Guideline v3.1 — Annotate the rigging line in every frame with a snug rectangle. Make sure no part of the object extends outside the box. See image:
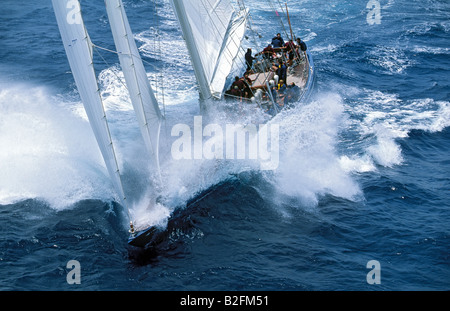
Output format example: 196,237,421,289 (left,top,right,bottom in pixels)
241,4,264,59
150,1,160,106
236,0,246,11
235,1,266,57
94,42,171,128
152,0,170,150
93,37,163,124
91,43,120,55
197,2,258,101
219,10,249,87
236,1,271,88
267,0,303,69
237,0,262,70
198,0,233,74
276,2,304,65
223,1,265,98
227,10,252,72
92,42,169,121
